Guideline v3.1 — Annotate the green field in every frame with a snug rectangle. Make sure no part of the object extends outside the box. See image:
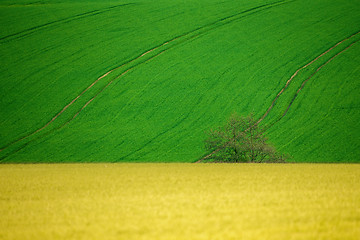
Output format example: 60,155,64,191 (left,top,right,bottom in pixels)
1,164,359,239
1,0,360,163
